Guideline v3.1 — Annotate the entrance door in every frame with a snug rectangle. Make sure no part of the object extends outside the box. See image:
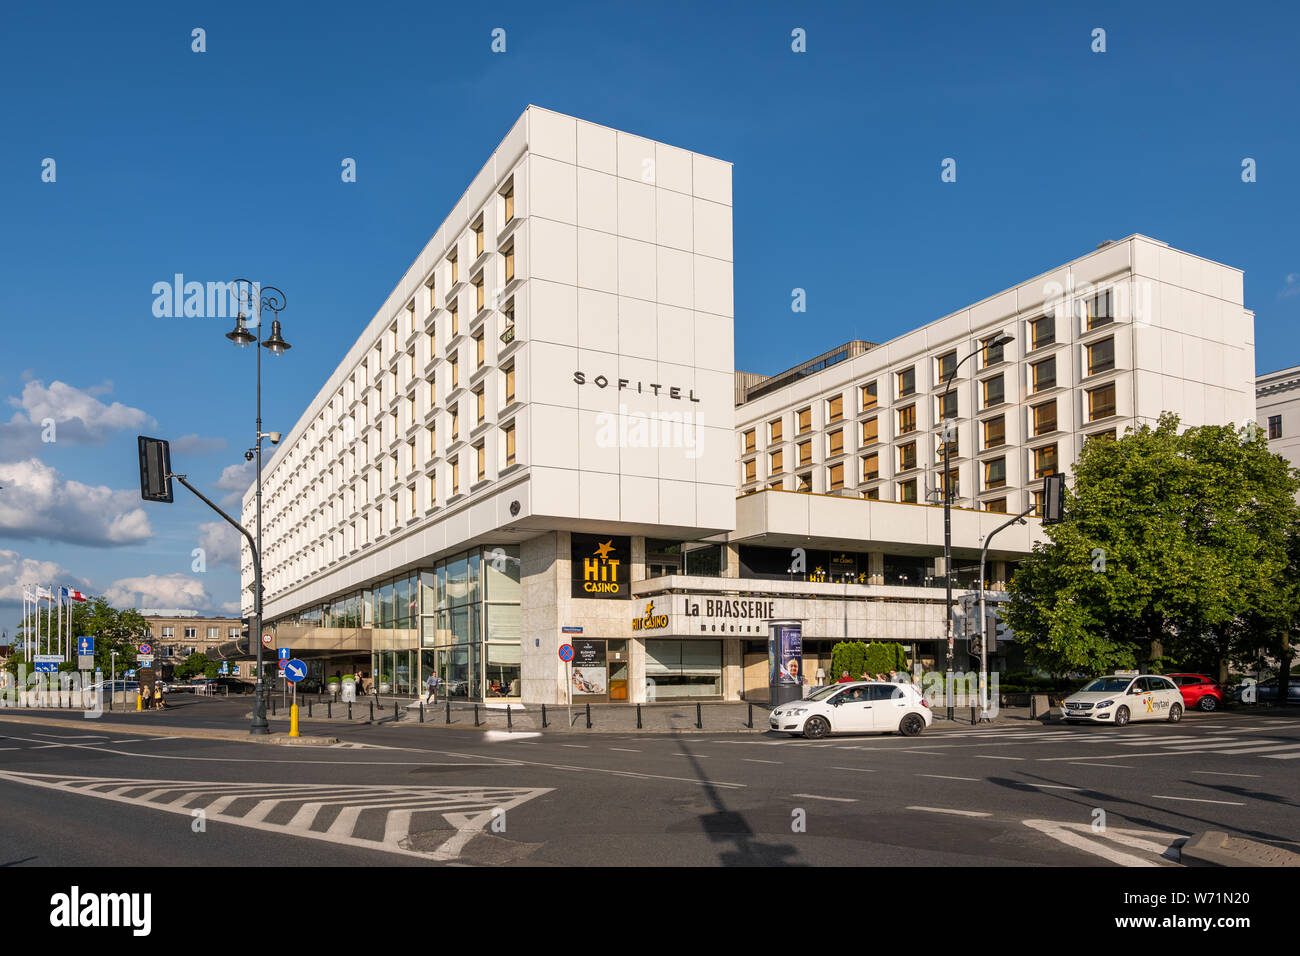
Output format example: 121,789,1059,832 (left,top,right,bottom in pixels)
608,660,629,701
